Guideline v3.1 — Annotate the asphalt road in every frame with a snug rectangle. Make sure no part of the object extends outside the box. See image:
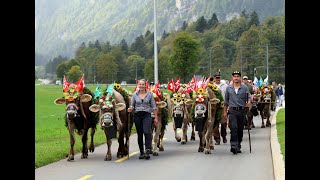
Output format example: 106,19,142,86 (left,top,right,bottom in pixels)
35,114,274,180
